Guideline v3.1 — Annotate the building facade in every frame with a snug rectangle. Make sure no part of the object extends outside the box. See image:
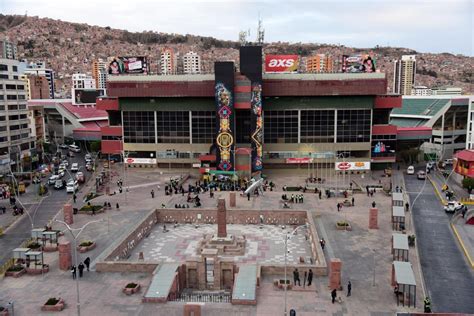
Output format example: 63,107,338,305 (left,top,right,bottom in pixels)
92,59,108,90
23,61,55,99
98,47,401,172
411,86,432,96
0,59,37,173
160,48,177,75
72,73,96,89
306,54,334,73
393,55,416,95
183,51,201,74
21,74,51,100
0,40,17,60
